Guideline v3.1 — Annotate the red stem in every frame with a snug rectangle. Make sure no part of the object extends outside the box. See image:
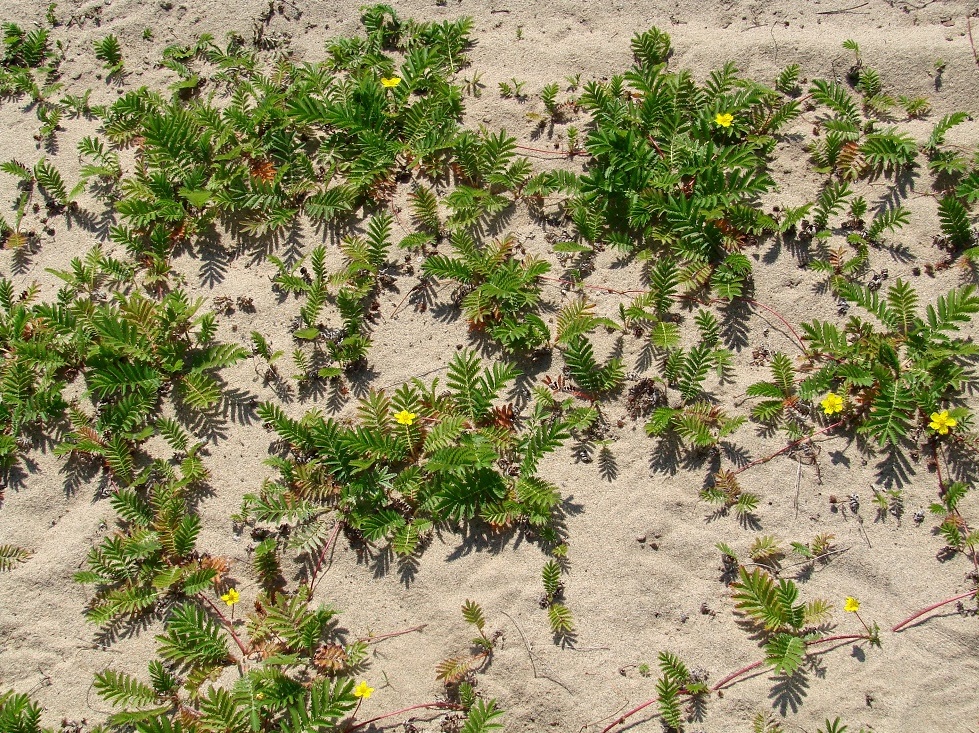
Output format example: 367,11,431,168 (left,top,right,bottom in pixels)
514,143,585,157
599,698,659,733
743,298,808,354
709,659,766,693
891,590,977,632
932,444,978,572
309,520,343,591
199,594,250,658
603,632,873,732
357,624,428,645
346,702,463,732
733,420,844,475
710,633,870,693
